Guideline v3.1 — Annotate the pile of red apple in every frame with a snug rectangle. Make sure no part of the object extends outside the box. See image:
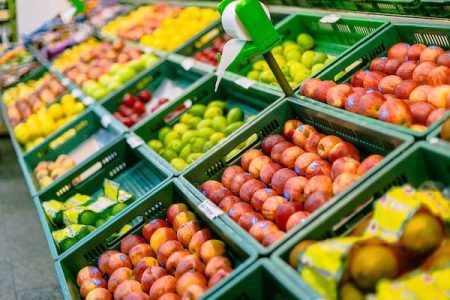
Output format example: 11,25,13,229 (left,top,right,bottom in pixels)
200,120,383,246
75,203,233,300
113,90,155,127
192,35,230,66
300,43,450,131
